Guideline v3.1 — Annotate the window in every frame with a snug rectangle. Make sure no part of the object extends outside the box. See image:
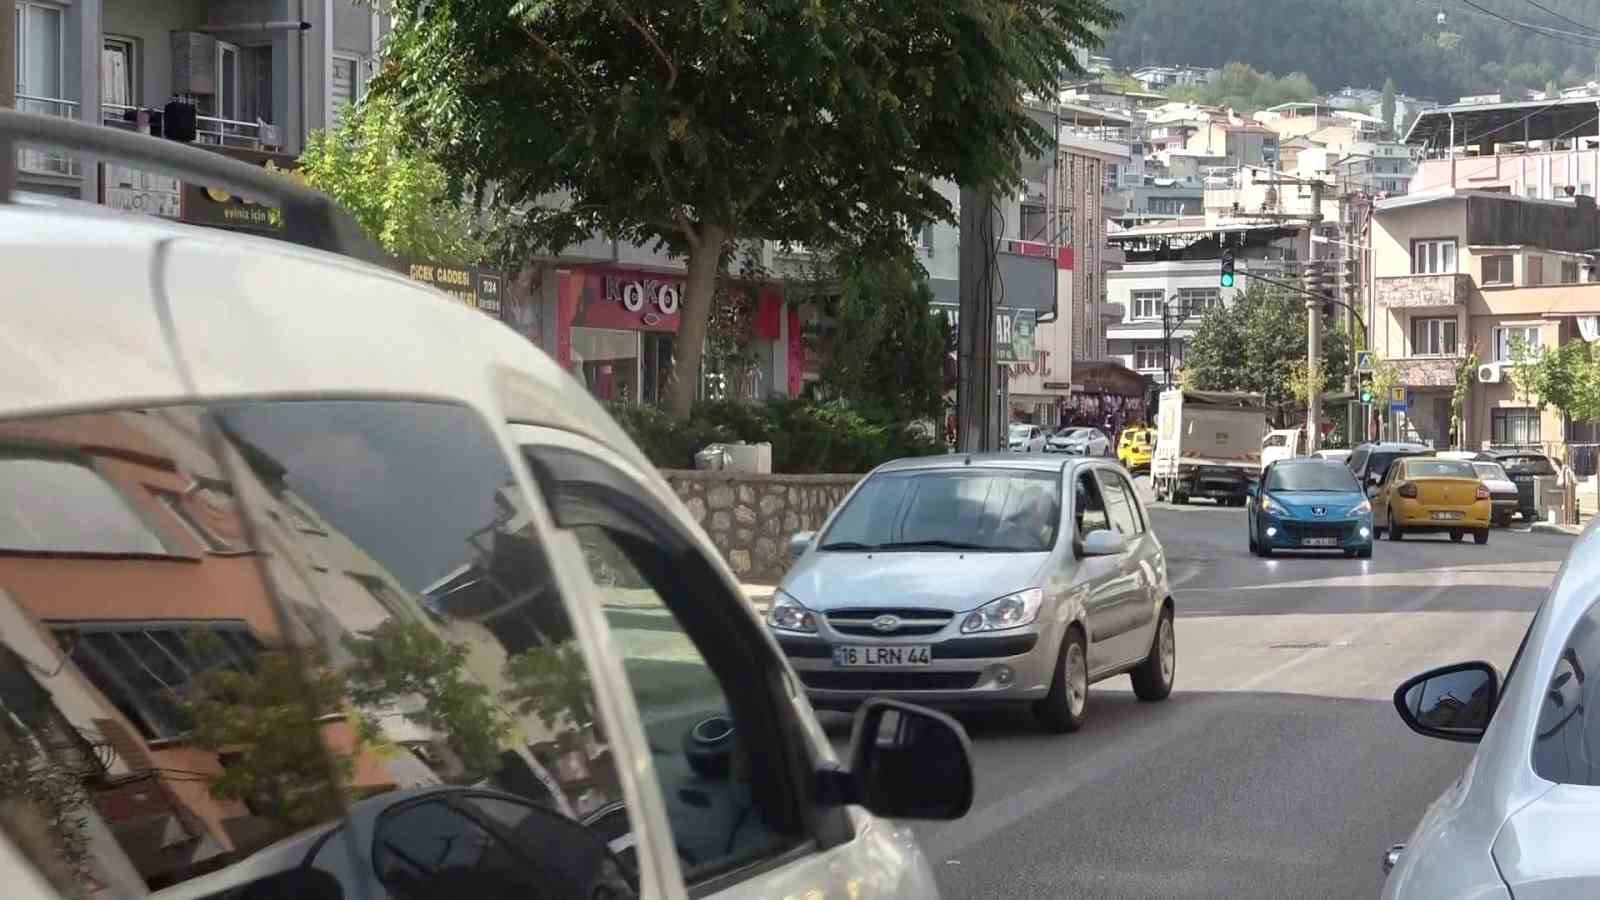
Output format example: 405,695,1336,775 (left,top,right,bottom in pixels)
920,224,935,251
1131,289,1165,320
1133,342,1164,370
214,40,239,122
1528,256,1544,285
152,488,237,552
15,2,62,104
348,572,419,622
1482,254,1513,285
1492,325,1541,362
51,623,262,739
331,54,363,125
1410,316,1458,356
1583,183,1593,197
822,468,1060,552
1411,239,1457,274
1073,472,1111,538
1532,596,1600,786
102,36,137,109
240,44,273,126
0,456,168,554
1492,407,1542,444
1562,259,1580,283
1175,287,1222,314
1020,202,1047,241
1096,470,1143,536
